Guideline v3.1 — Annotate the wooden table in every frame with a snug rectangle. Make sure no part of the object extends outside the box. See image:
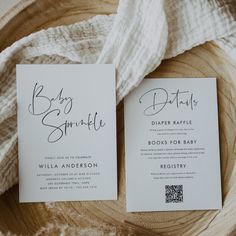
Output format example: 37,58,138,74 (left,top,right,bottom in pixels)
0,1,236,235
